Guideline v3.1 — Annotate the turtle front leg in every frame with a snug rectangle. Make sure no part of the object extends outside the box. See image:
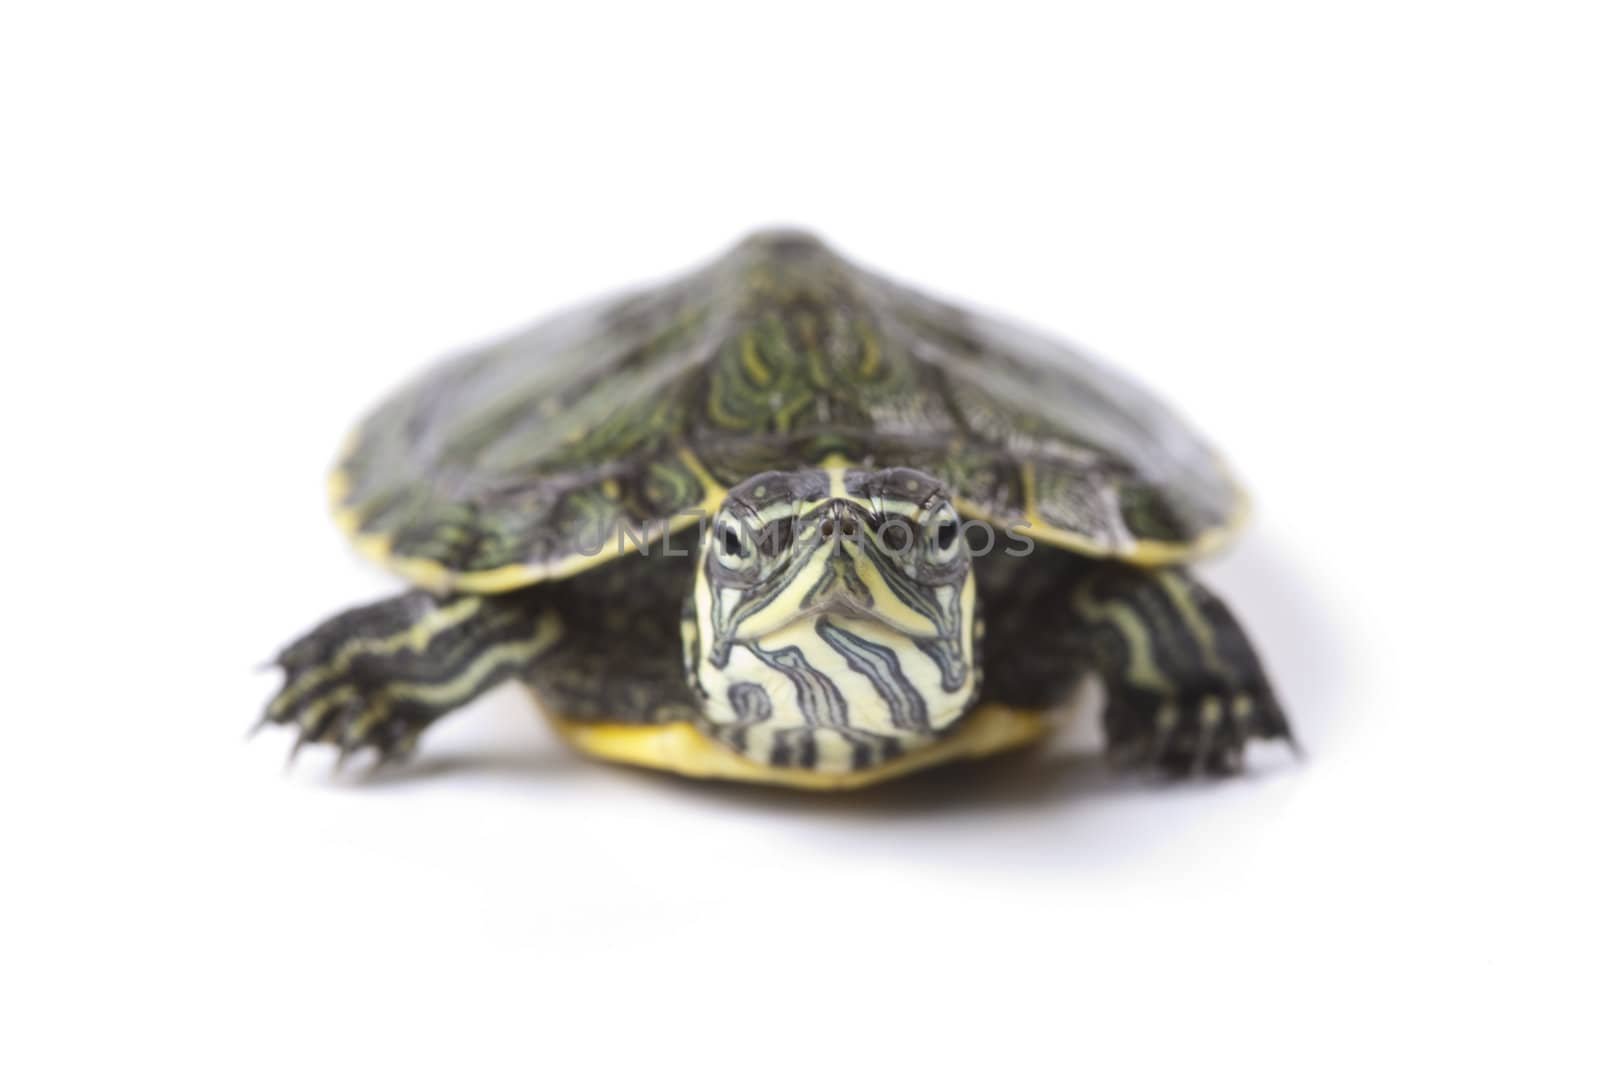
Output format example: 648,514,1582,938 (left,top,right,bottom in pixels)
1066,563,1294,775
261,590,563,765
